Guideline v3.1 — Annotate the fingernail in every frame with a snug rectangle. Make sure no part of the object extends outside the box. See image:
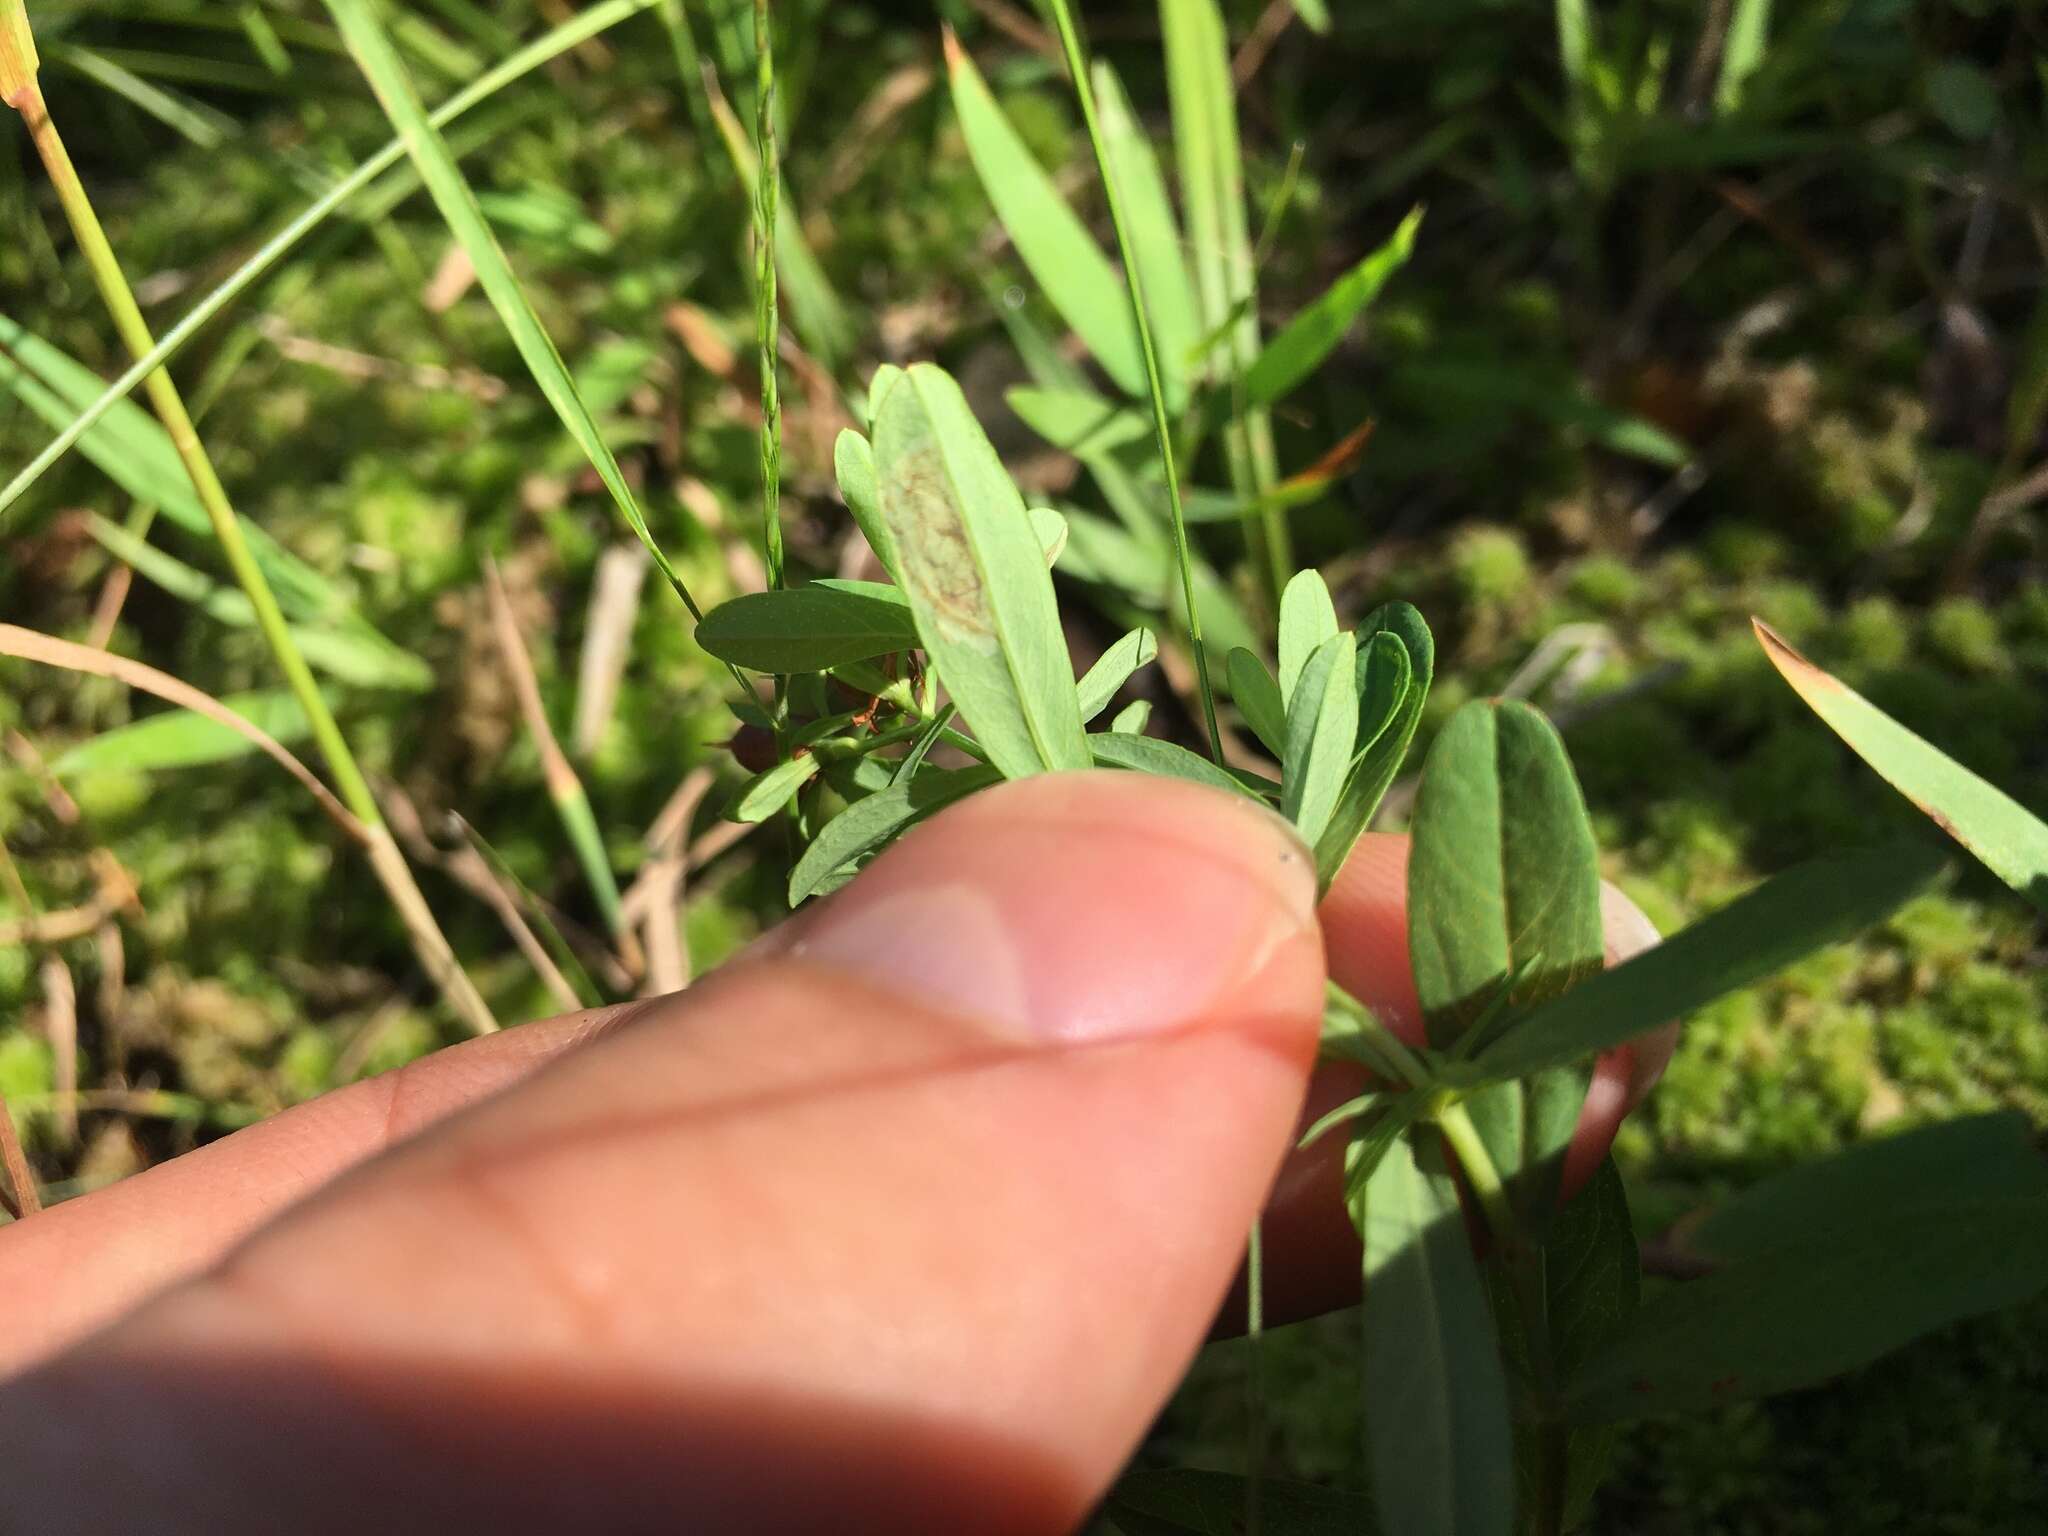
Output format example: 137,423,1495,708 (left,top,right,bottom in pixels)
789,771,1319,1045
